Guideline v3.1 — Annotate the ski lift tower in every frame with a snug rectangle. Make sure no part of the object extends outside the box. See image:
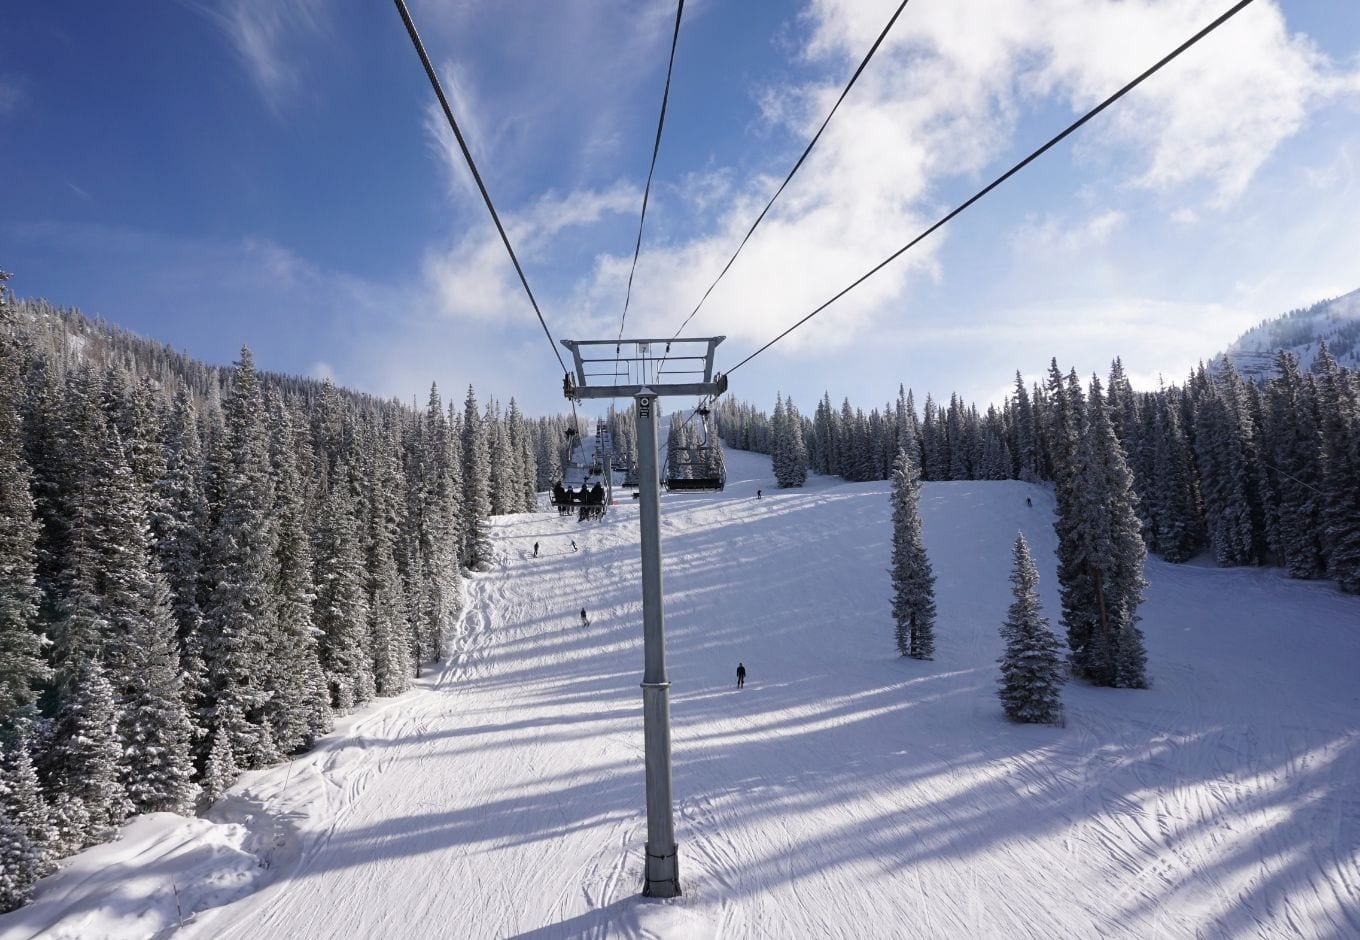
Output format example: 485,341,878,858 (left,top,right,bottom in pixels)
561,336,727,899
